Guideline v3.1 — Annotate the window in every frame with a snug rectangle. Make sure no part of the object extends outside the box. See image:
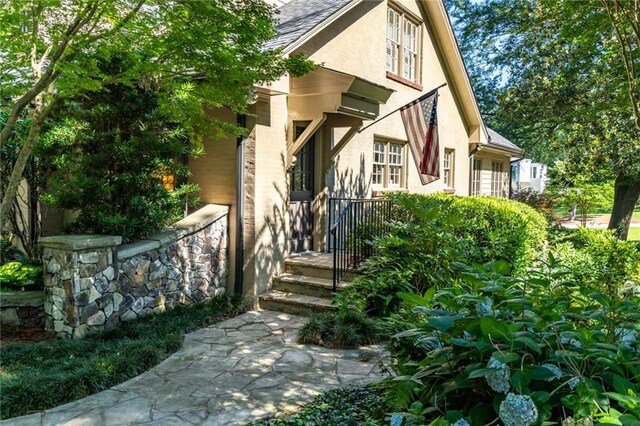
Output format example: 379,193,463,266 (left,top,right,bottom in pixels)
372,140,406,189
491,161,505,197
386,6,421,83
471,158,482,195
443,149,455,188
531,166,538,179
